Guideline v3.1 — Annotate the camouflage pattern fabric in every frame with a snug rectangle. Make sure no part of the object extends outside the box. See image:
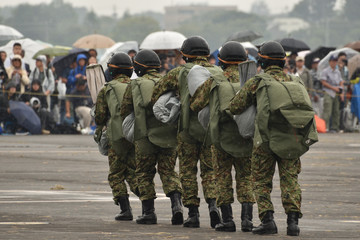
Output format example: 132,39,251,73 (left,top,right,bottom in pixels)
108,140,139,204
177,137,217,207
94,74,139,204
229,66,302,220
152,57,217,207
135,139,182,201
211,145,255,206
252,143,302,220
190,65,254,207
